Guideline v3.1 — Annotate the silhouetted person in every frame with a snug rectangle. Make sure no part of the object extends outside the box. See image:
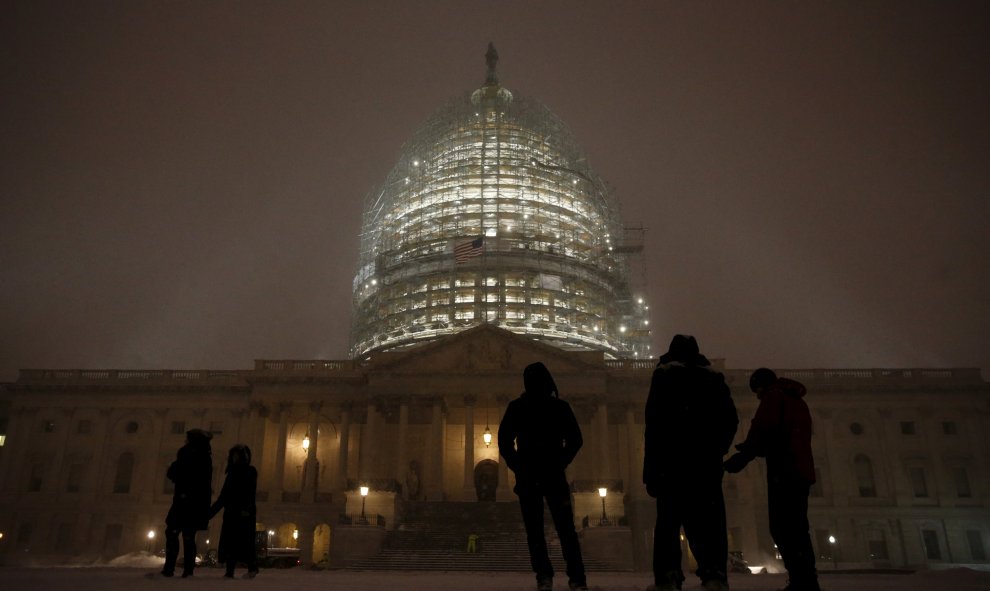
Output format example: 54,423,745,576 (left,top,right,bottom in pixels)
724,368,819,591
161,428,213,578
644,335,737,591
209,444,259,579
499,362,588,591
